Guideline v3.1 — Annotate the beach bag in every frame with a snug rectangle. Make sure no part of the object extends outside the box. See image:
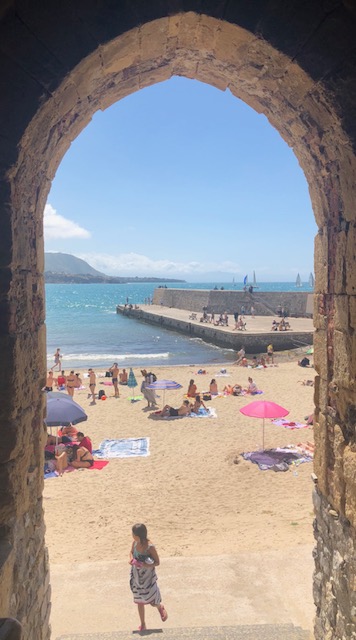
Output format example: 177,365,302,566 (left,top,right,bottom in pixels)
105,371,113,377
203,394,211,401
98,389,105,399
